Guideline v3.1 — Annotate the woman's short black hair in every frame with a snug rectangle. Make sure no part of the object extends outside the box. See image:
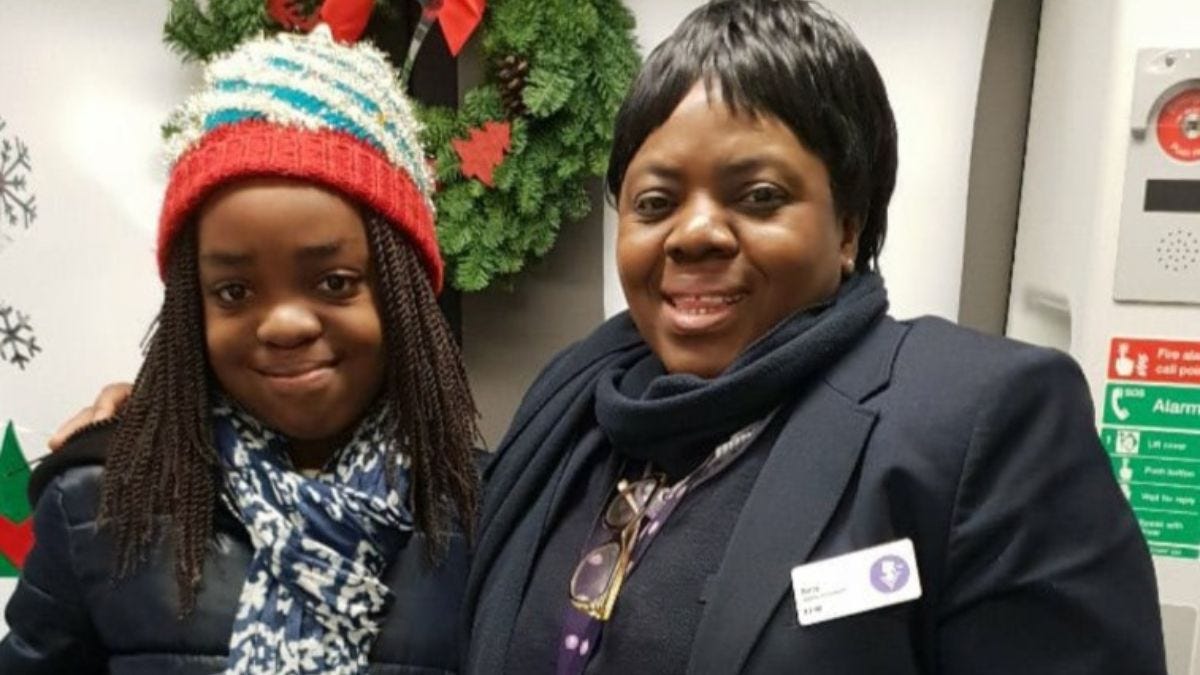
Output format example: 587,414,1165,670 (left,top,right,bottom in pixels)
606,0,898,270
